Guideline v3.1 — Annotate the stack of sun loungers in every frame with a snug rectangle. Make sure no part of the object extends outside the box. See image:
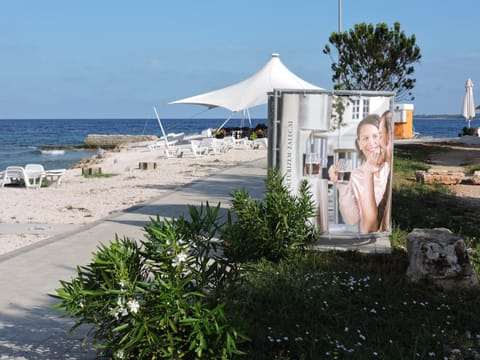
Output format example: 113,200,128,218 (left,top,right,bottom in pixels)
0,164,66,189
147,132,185,151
